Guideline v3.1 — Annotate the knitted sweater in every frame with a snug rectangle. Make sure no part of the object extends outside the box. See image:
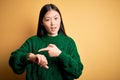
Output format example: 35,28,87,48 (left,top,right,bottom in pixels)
9,33,83,80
